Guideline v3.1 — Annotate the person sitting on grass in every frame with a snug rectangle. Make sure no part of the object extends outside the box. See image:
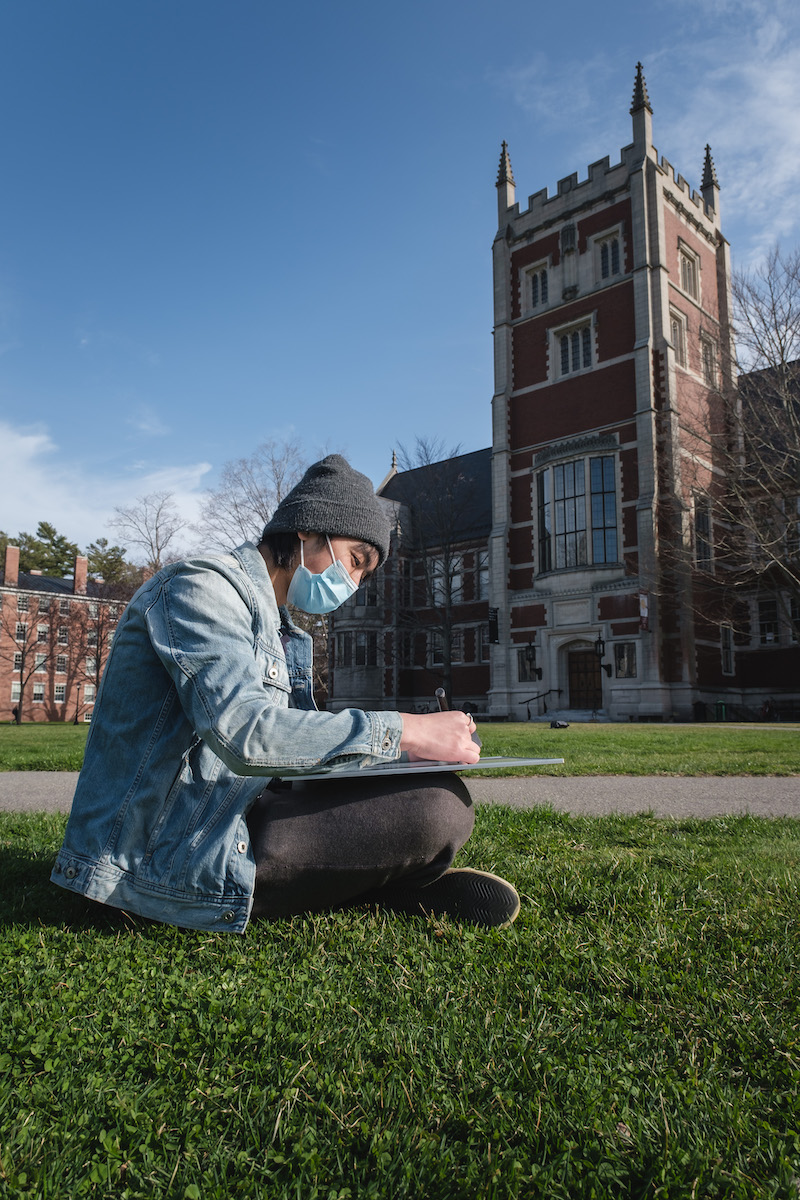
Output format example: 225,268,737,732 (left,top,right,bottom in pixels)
51,454,519,931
